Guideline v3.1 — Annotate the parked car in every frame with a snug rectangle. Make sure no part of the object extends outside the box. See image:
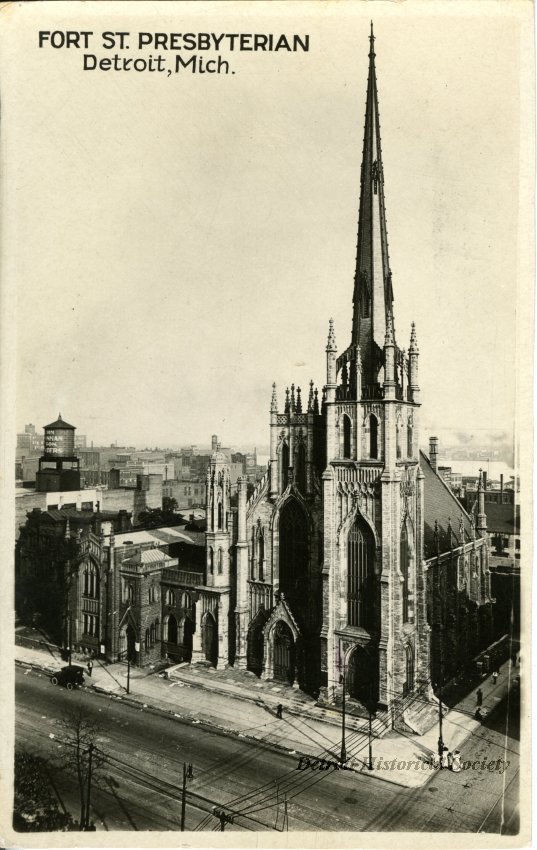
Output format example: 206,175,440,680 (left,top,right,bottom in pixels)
50,665,85,690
